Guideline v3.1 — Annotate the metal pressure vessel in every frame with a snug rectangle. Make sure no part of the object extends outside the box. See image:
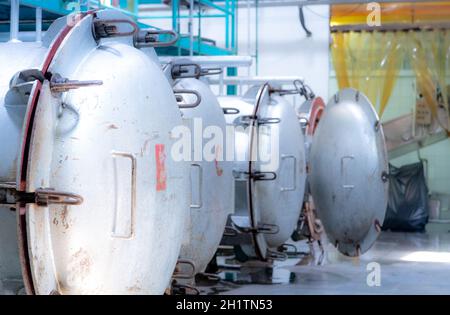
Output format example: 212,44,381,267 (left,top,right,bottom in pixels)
0,10,189,295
